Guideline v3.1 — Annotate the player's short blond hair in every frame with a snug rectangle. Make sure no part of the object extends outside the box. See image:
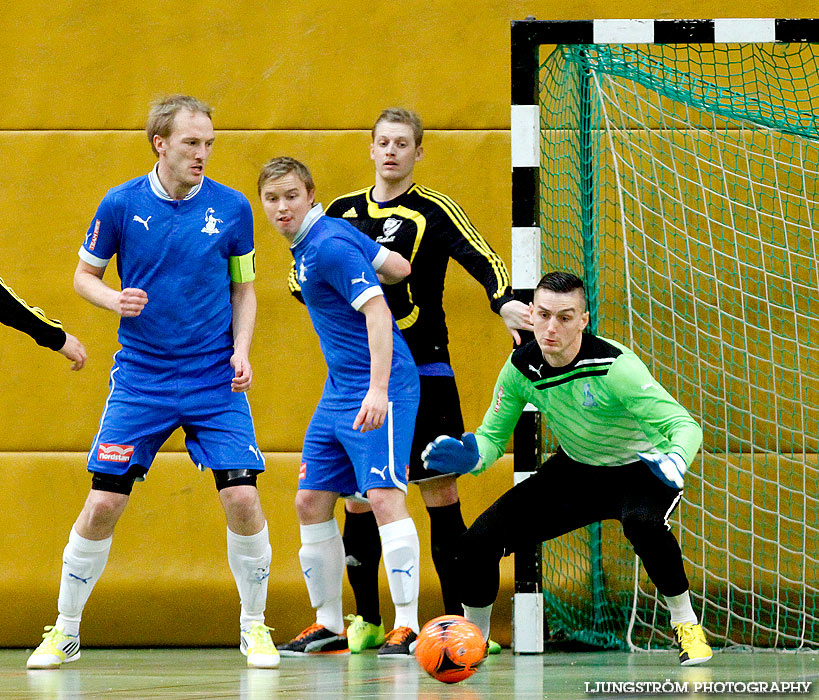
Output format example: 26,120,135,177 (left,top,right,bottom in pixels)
257,157,315,196
146,95,213,157
371,107,423,147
